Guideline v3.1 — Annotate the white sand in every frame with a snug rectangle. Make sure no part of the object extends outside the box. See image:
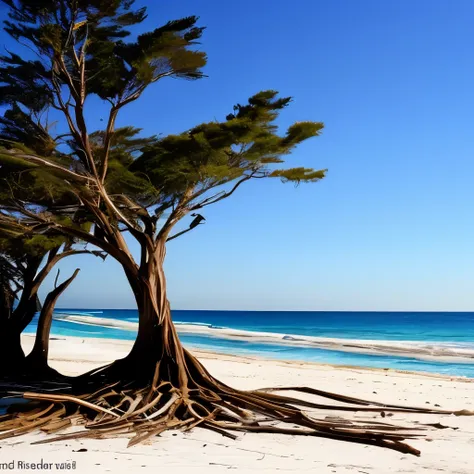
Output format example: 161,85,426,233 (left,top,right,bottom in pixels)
1,334,473,474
